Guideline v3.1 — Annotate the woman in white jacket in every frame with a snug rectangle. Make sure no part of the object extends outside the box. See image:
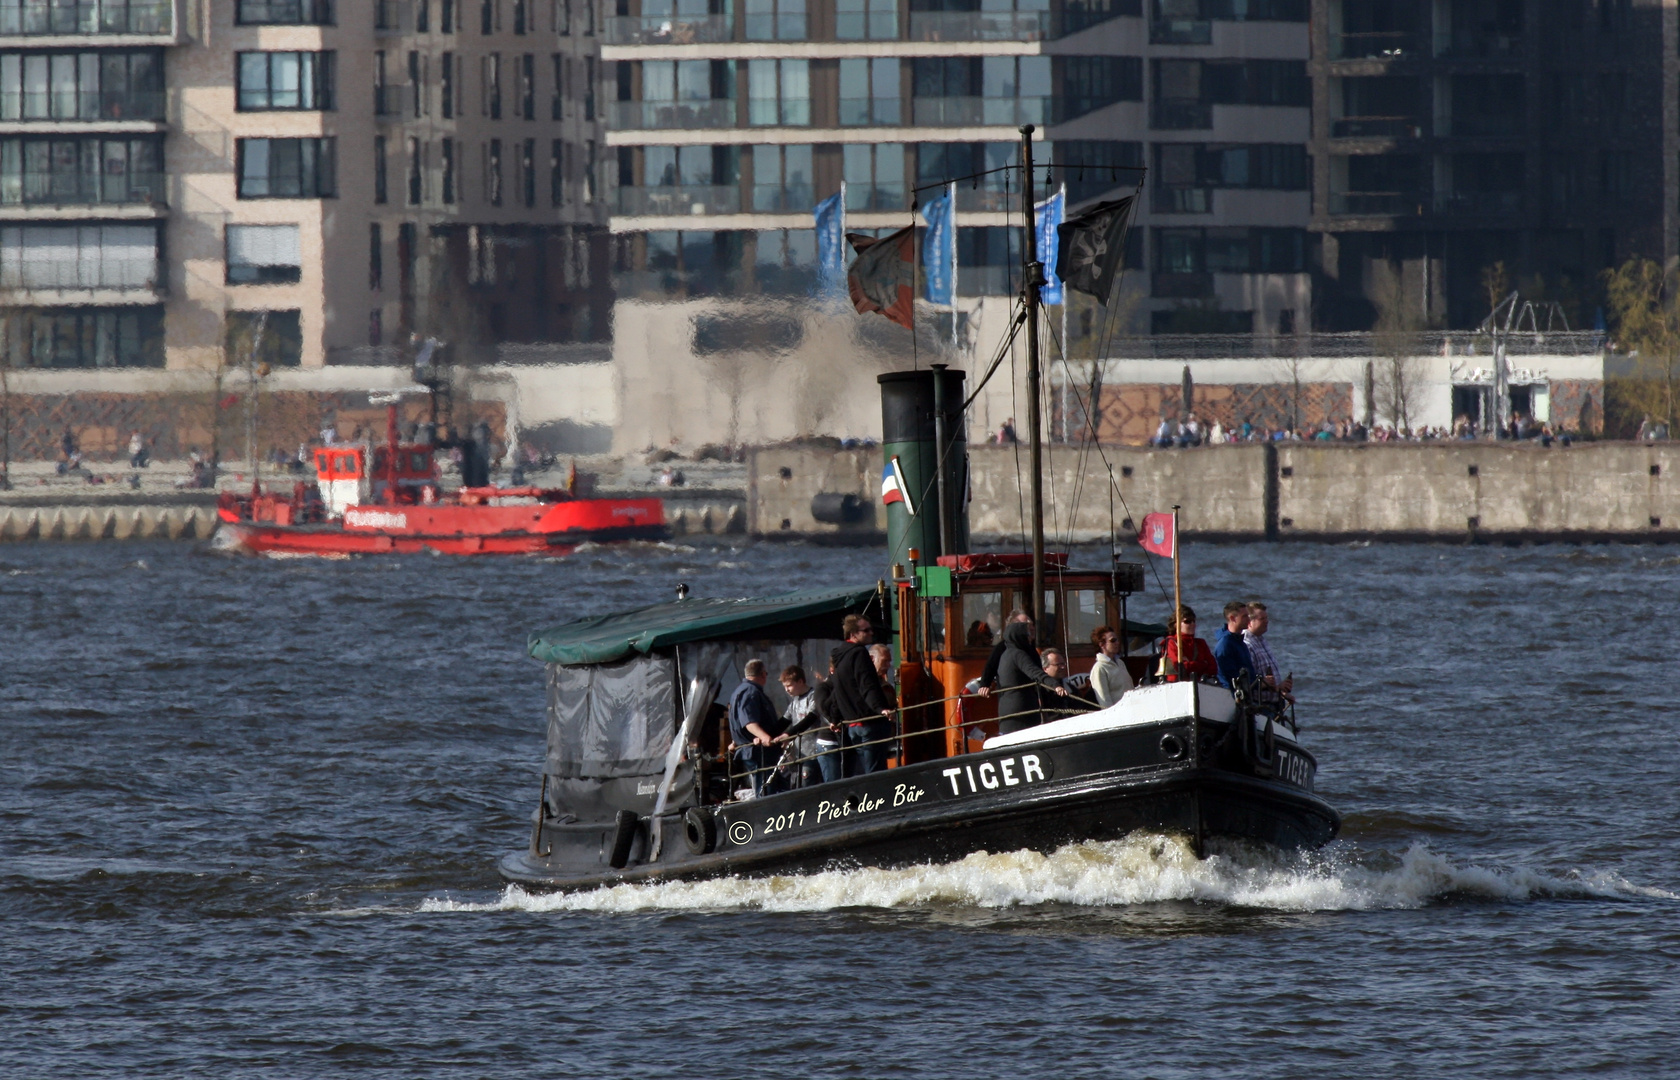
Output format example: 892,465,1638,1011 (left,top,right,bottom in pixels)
1089,626,1134,708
